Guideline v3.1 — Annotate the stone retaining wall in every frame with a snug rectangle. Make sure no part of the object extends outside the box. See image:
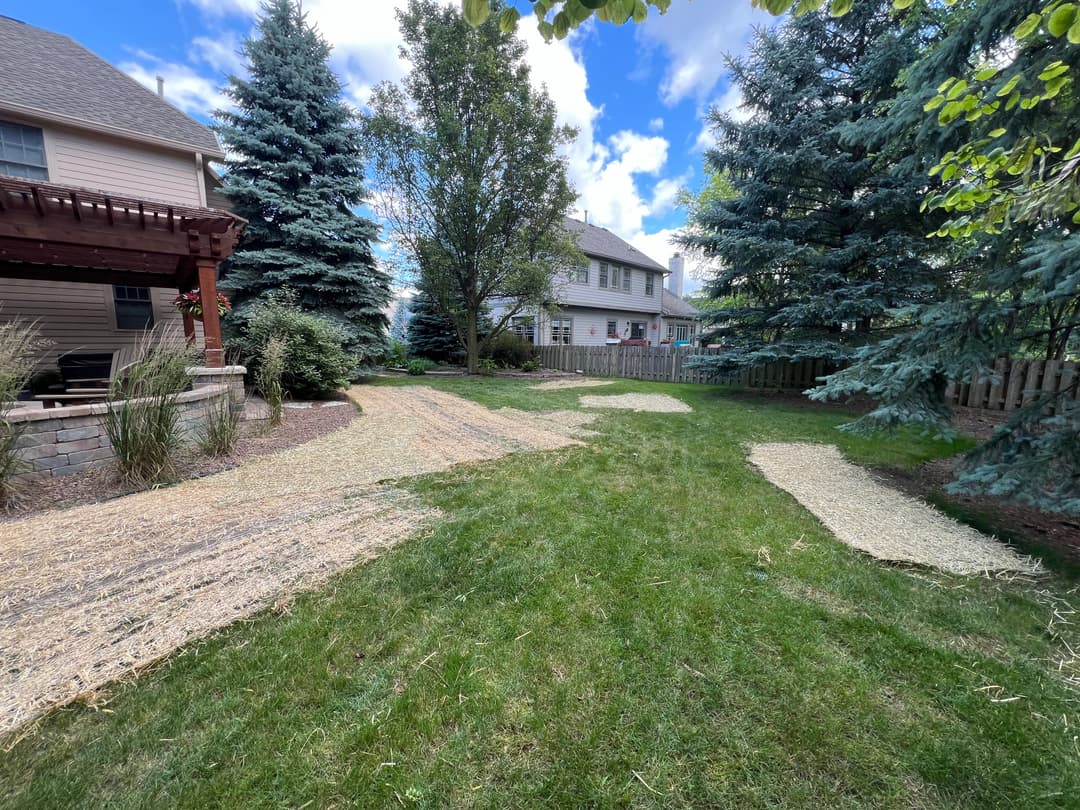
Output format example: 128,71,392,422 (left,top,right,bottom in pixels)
8,384,231,482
